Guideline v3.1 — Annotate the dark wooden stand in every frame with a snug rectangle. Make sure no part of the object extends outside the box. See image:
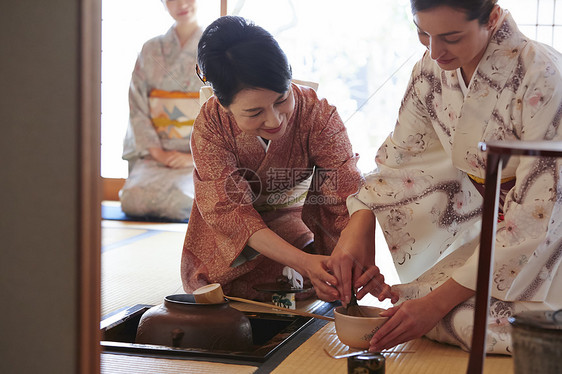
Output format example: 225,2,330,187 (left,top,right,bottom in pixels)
467,141,562,374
